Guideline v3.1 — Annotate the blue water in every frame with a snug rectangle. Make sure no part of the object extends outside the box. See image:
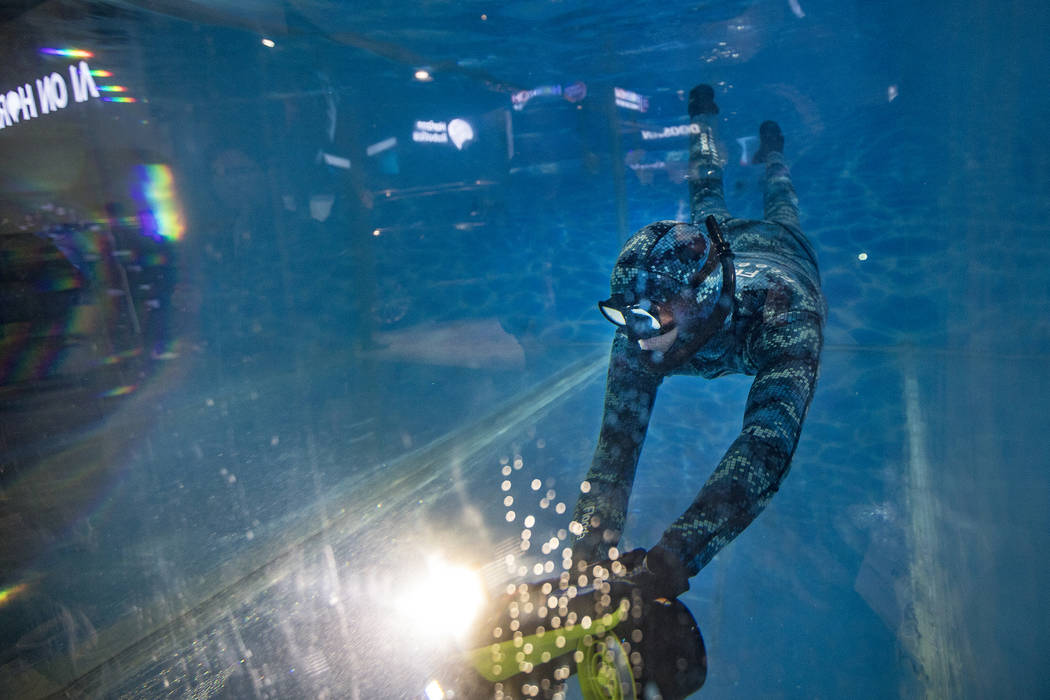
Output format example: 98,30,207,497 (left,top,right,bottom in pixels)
0,1,1048,698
